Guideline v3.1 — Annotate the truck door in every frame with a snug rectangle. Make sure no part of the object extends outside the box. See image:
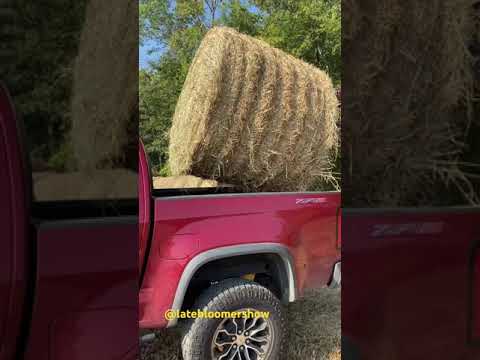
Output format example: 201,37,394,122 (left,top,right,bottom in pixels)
0,84,30,360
